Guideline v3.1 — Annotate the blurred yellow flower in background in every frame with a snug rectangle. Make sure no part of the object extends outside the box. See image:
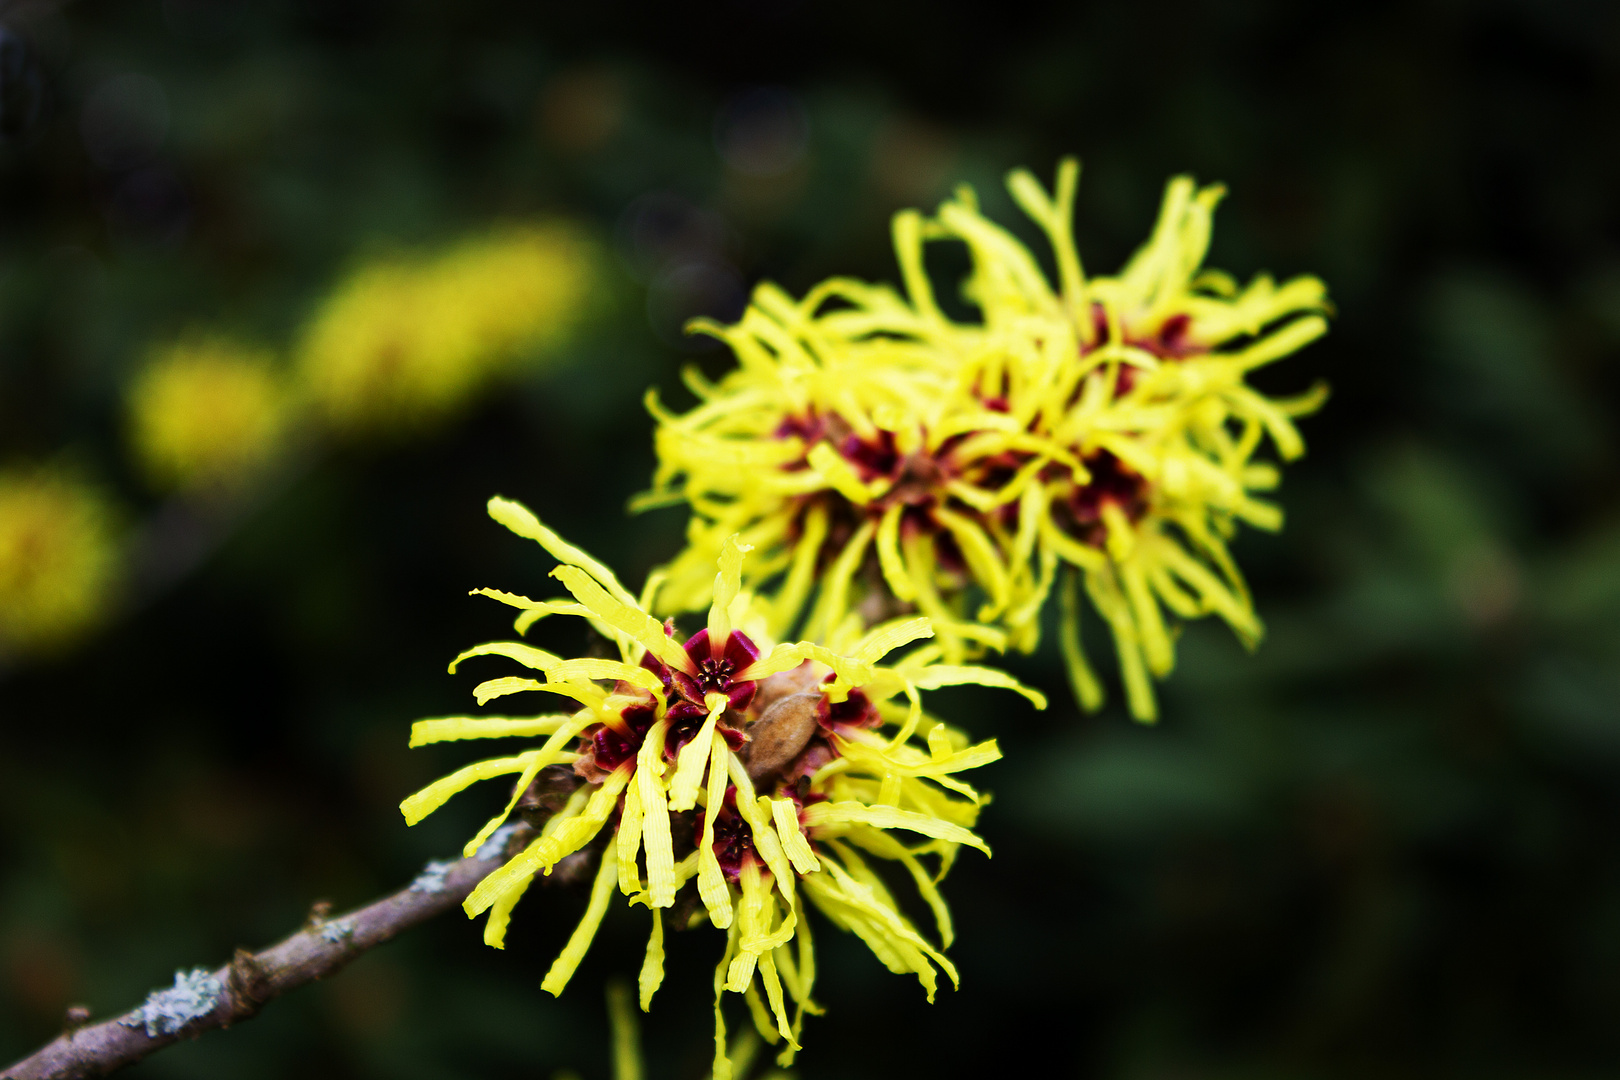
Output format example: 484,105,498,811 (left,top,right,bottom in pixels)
127,335,291,493
296,221,602,436
0,467,120,656
643,159,1329,720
